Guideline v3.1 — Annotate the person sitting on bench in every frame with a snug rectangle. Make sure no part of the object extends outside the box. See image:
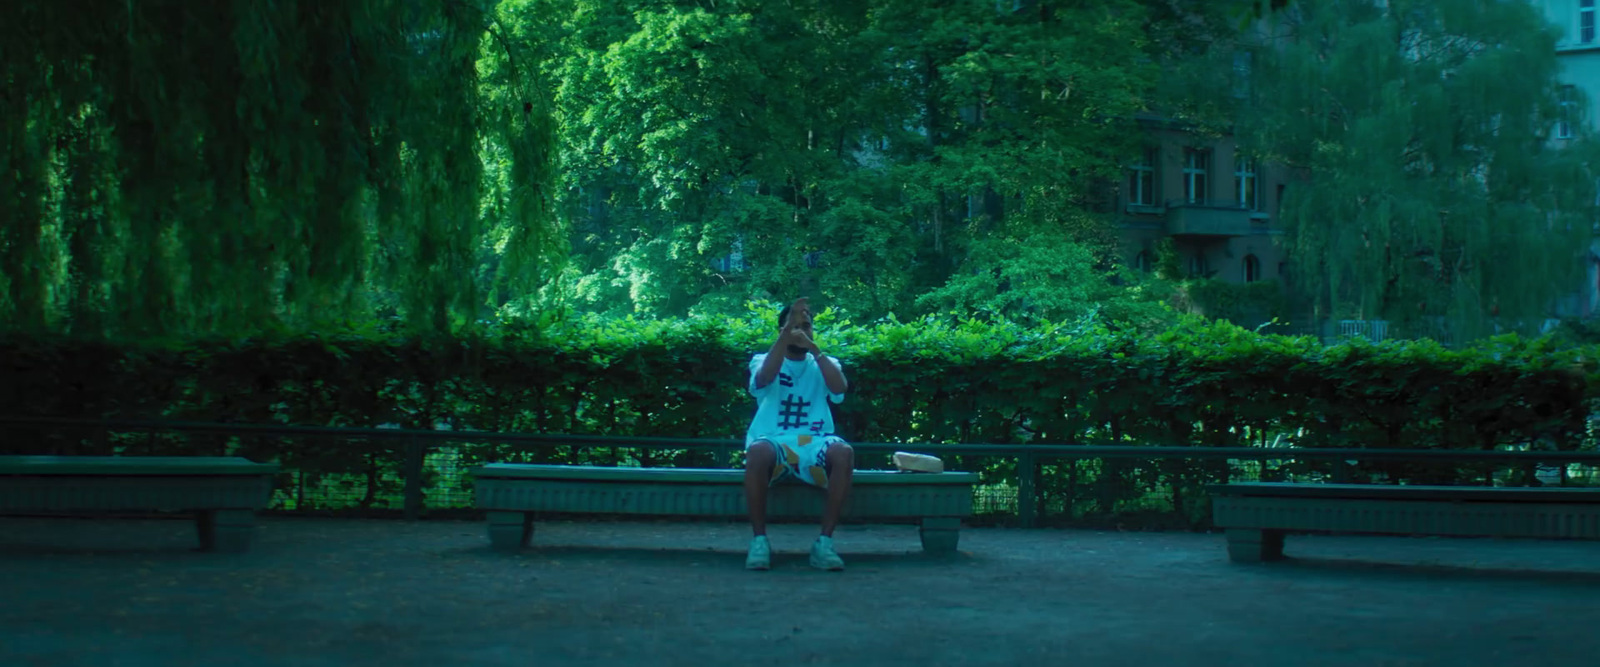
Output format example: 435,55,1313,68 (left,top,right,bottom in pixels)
742,297,853,571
